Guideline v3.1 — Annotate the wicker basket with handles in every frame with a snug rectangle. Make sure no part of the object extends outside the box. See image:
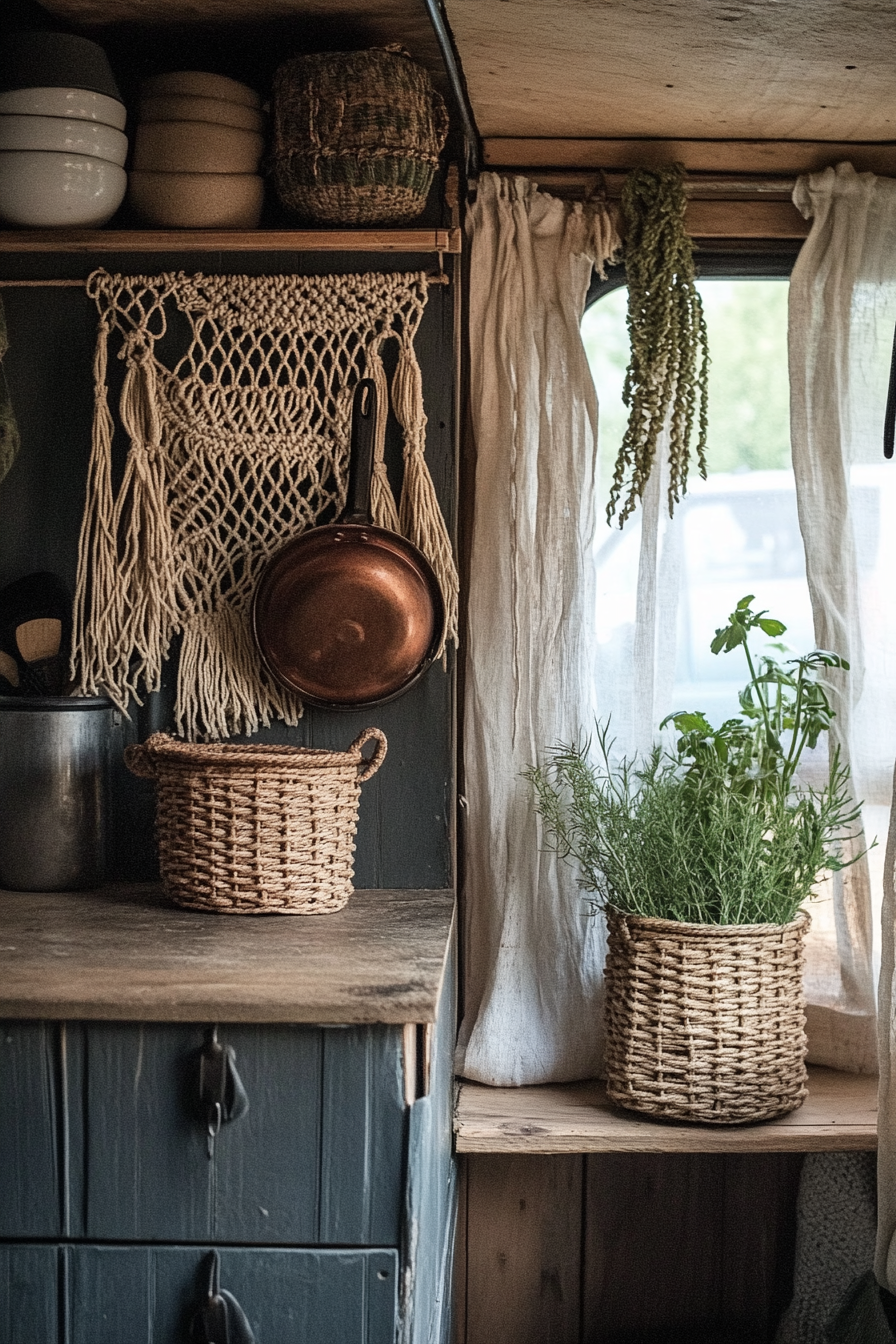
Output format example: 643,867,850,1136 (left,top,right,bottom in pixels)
270,45,449,226
125,728,386,915
604,907,809,1125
